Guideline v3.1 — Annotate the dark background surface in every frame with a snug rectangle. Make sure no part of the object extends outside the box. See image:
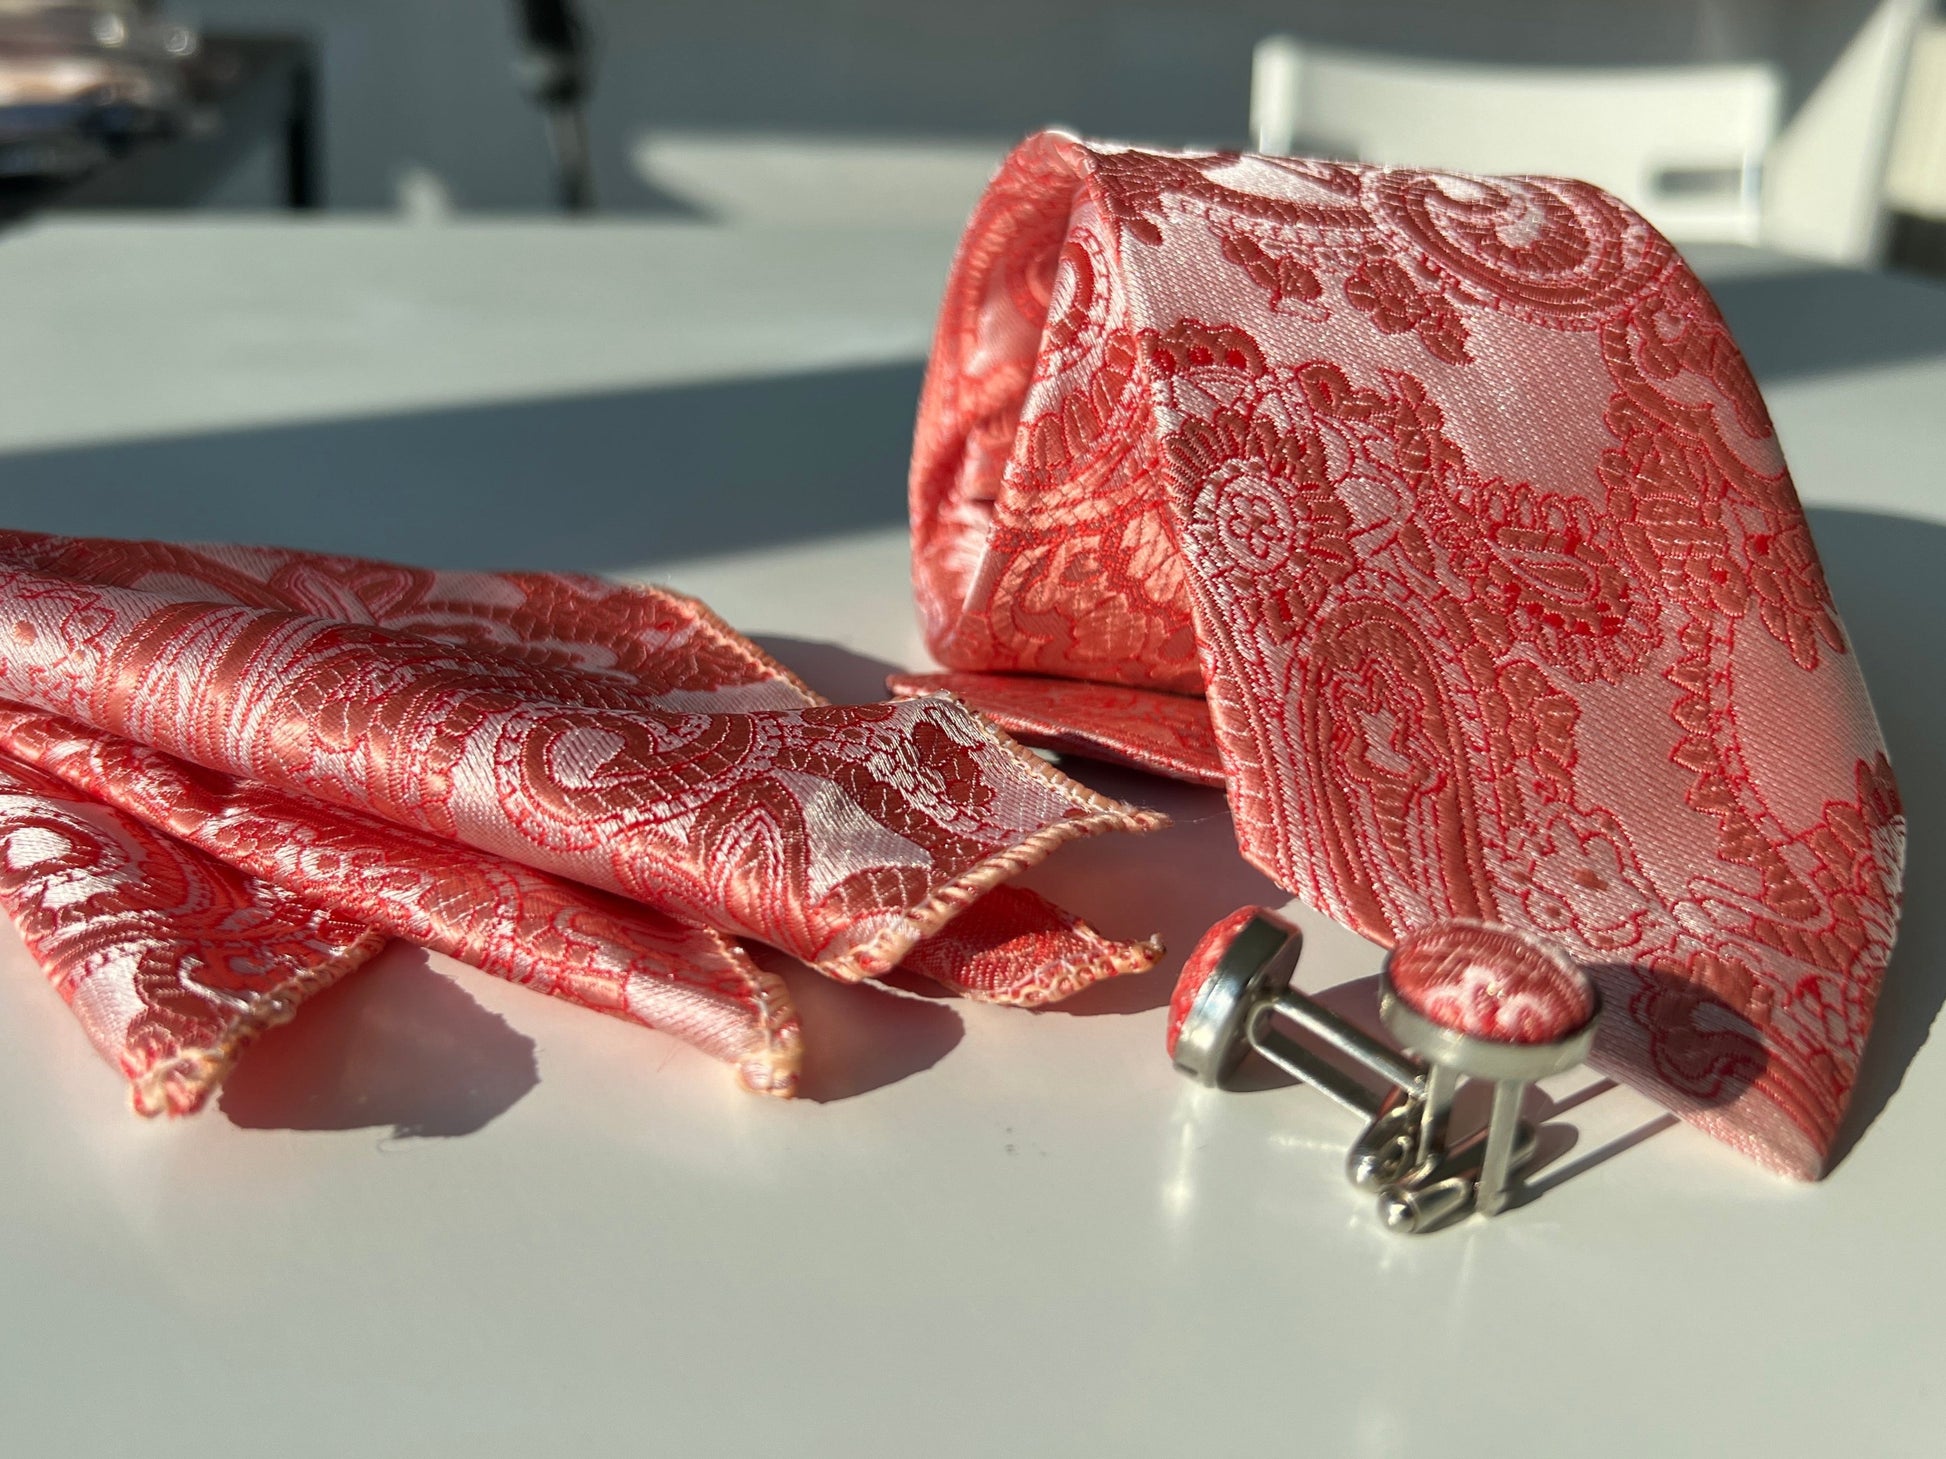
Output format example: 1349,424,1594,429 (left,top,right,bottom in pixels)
171,0,1895,211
